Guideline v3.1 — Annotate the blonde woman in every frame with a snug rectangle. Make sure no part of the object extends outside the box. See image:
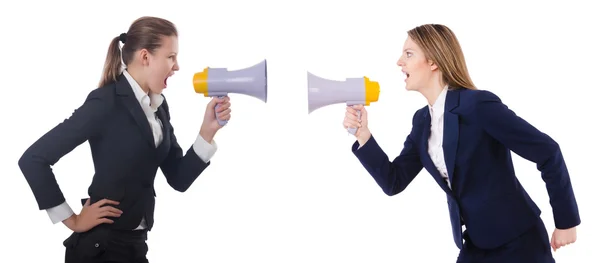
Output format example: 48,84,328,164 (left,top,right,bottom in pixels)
344,24,579,262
